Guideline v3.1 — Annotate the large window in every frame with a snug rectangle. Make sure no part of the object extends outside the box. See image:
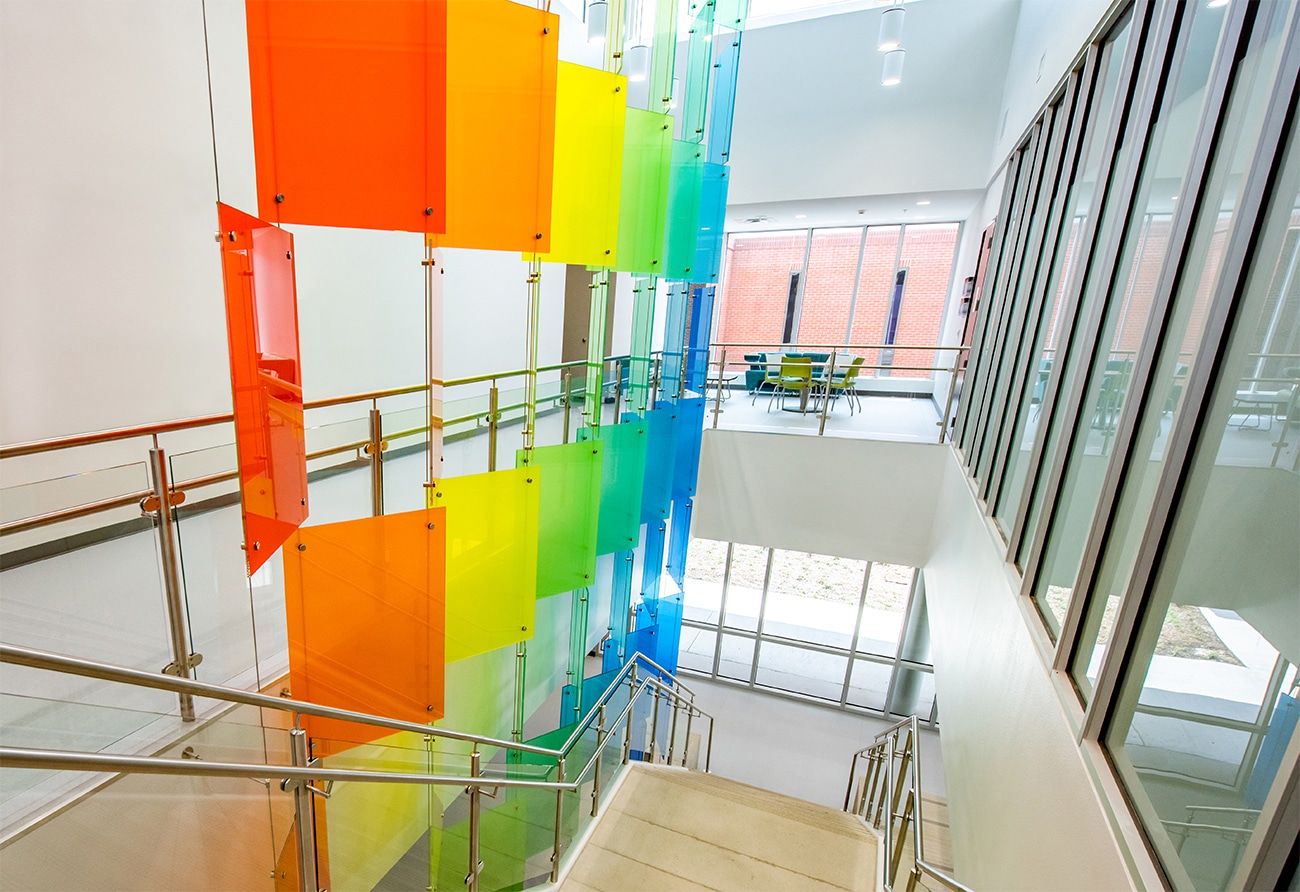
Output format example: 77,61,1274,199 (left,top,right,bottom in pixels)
679,538,936,721
716,223,959,379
